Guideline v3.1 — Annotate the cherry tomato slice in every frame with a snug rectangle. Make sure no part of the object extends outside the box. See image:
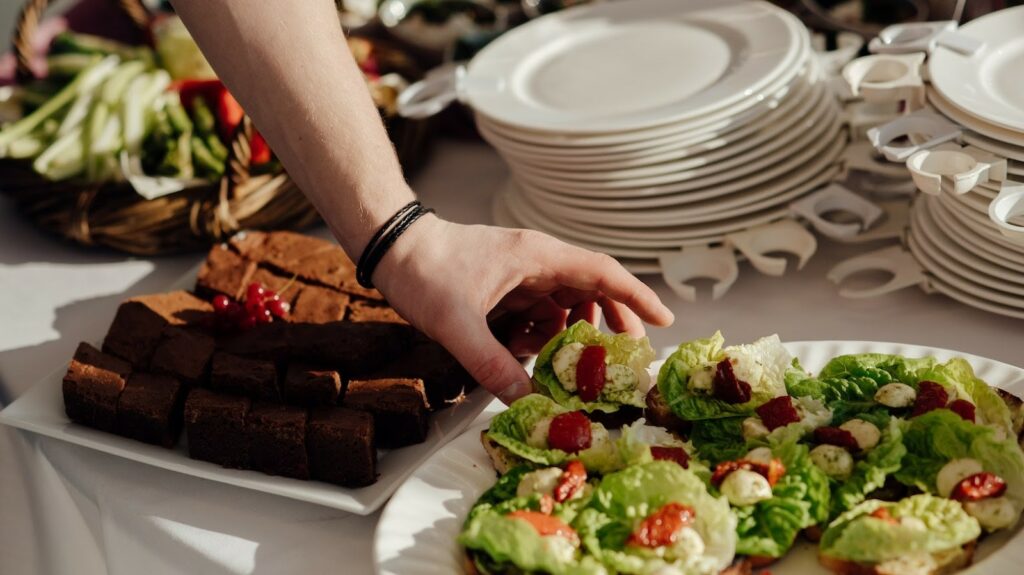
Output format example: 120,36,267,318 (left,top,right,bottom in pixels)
627,502,696,548
712,359,752,404
507,511,579,545
576,346,607,402
548,411,592,453
870,507,899,525
756,395,801,431
711,458,786,488
651,446,690,469
553,461,587,503
912,380,949,417
948,399,976,423
951,472,1007,502
813,426,860,451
